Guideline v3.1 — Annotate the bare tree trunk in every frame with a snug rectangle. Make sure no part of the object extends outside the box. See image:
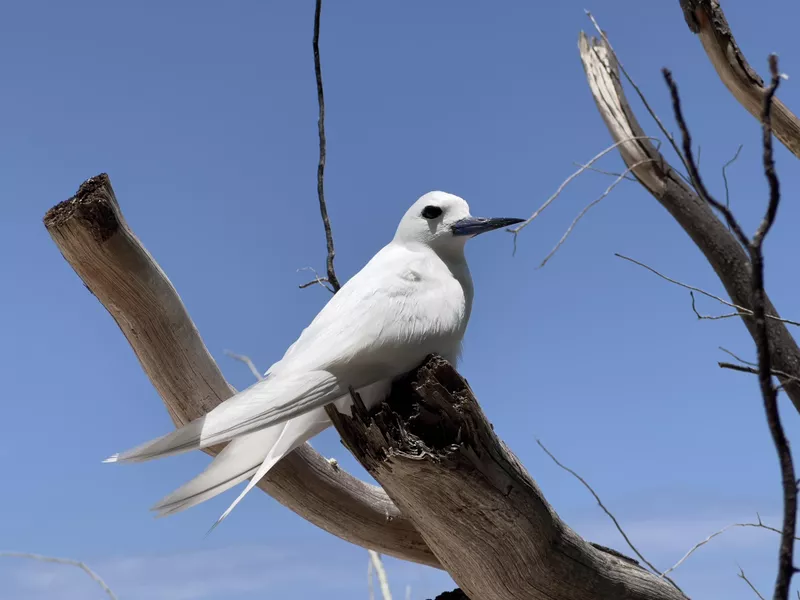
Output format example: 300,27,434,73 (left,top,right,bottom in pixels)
578,33,800,413
328,357,687,600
